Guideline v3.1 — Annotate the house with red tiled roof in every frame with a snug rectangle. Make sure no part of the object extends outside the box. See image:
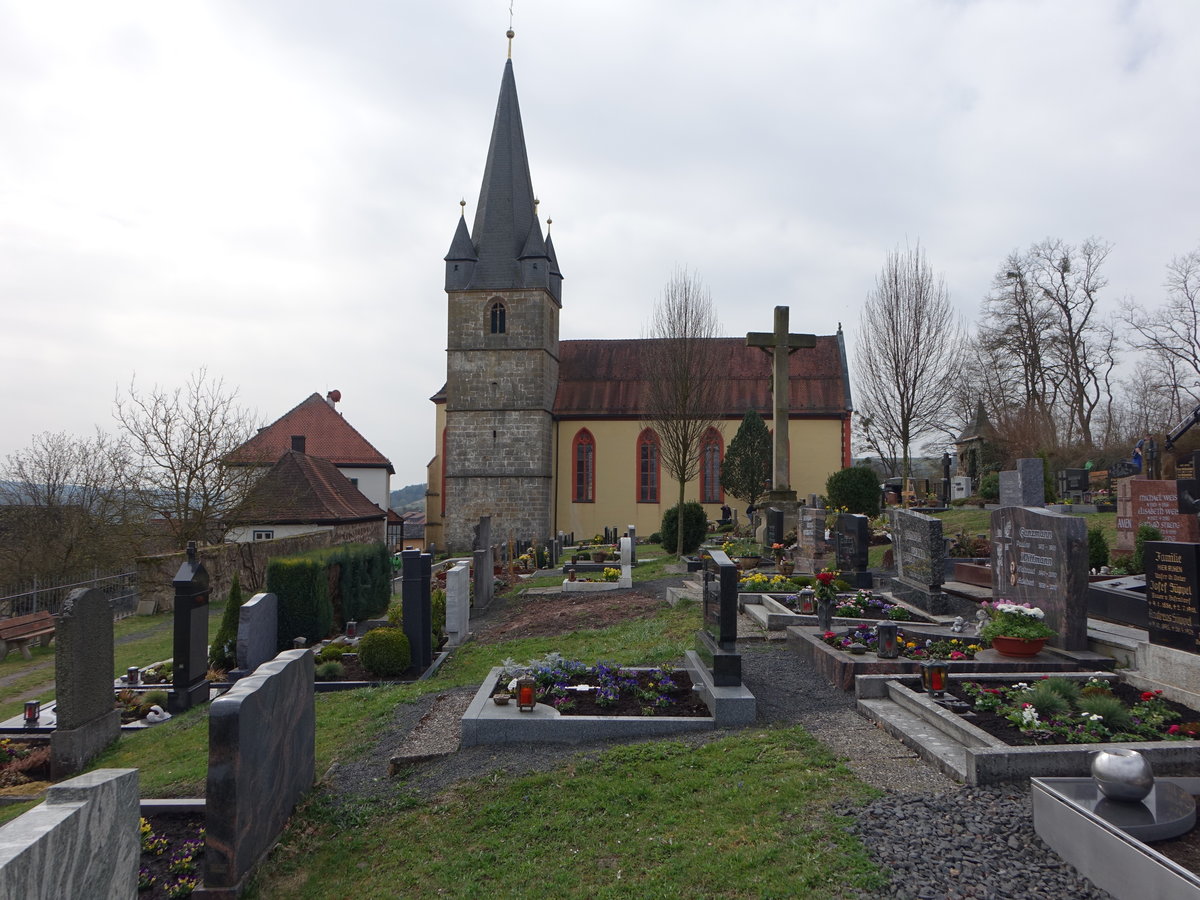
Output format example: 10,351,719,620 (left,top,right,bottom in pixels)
227,391,395,515
226,451,386,543
424,50,852,552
